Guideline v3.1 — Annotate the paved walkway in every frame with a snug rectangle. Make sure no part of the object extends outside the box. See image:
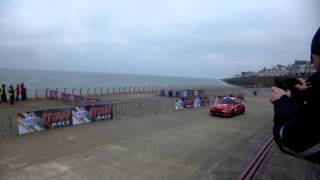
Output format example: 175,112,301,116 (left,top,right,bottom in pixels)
254,145,306,180
0,97,298,180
